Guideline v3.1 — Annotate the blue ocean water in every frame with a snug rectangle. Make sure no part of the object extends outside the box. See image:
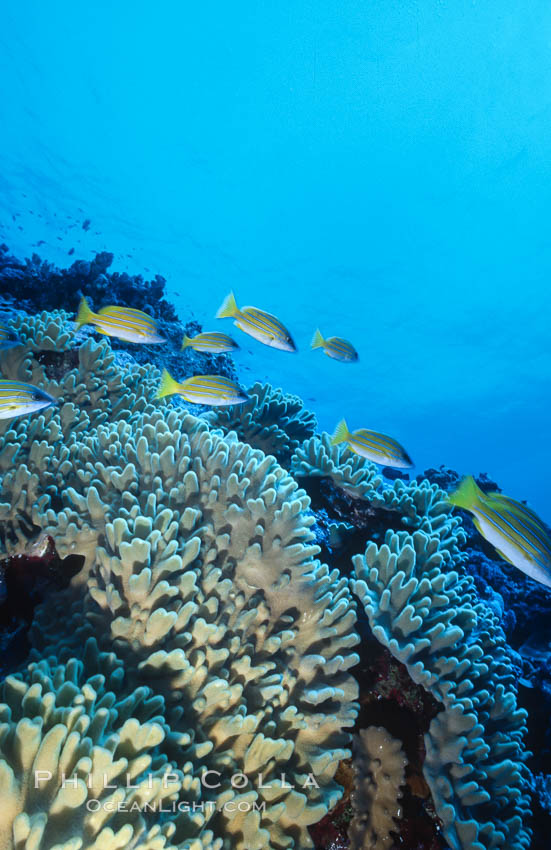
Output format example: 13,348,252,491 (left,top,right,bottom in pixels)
1,1,551,515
